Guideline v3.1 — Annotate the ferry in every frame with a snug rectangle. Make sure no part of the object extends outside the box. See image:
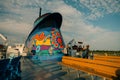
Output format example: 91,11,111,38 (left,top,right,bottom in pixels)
25,8,65,61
